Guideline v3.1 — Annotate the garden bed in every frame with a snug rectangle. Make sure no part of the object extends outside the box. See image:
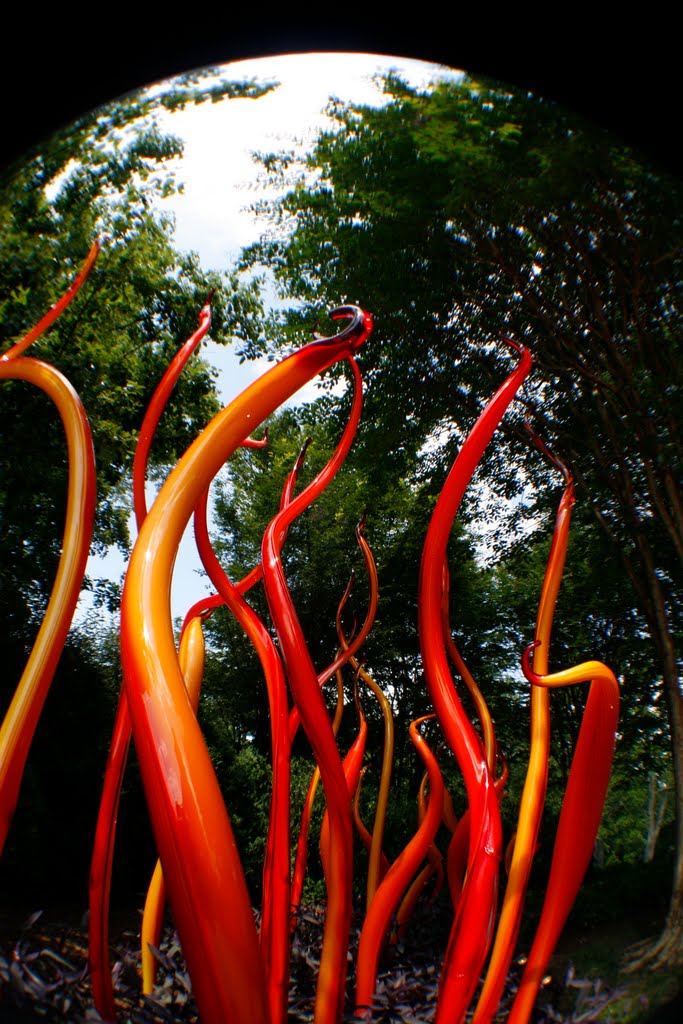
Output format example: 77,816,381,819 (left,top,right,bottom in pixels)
2,903,679,1023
